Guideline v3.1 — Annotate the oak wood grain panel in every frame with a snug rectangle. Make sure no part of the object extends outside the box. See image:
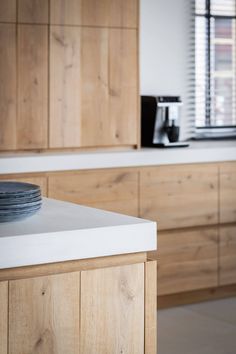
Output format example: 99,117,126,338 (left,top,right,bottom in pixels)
0,175,48,196
81,0,138,28
49,26,81,148
0,24,16,150
50,0,138,27
0,253,147,282
0,282,8,354
157,227,218,295
140,164,218,230
145,261,157,354
50,0,82,25
18,25,48,149
48,169,139,216
220,162,236,224
80,263,144,354
18,0,49,24
219,225,236,286
9,272,80,354
81,28,138,147
0,0,16,22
